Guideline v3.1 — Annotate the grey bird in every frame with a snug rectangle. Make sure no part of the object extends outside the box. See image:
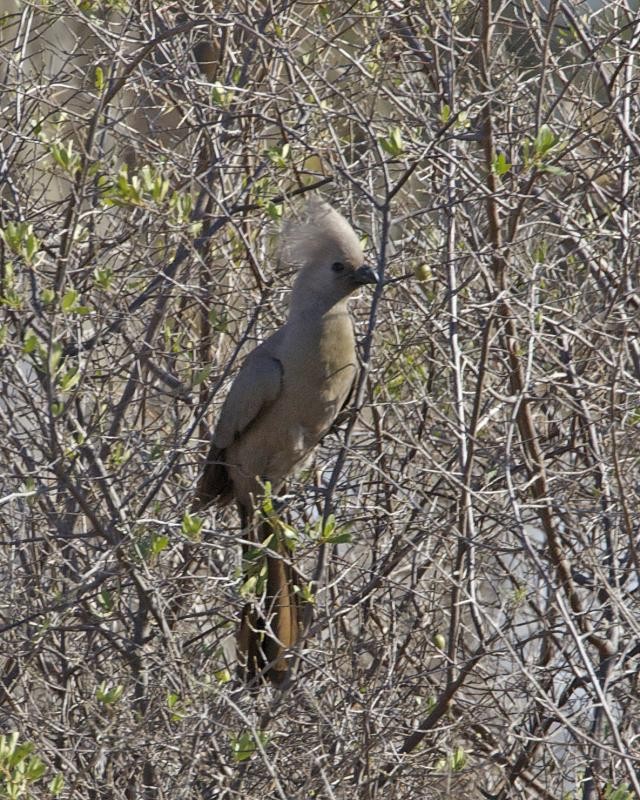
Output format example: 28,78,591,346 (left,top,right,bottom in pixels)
195,201,377,685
